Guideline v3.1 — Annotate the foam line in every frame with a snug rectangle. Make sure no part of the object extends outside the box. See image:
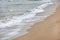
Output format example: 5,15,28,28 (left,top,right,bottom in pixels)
0,2,53,28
